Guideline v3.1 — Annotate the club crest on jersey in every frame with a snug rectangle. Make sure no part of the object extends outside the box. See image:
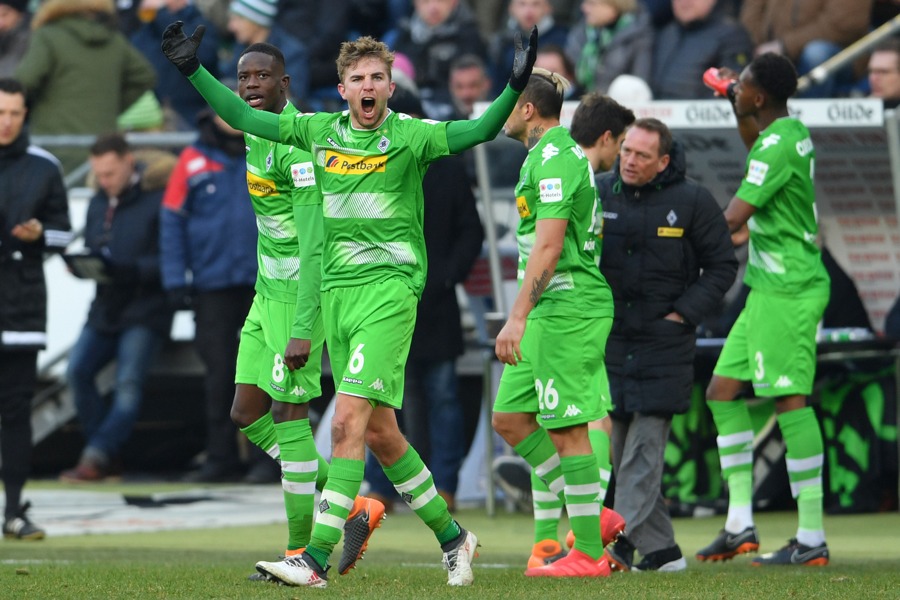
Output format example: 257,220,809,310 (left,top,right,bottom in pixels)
291,162,315,188
265,150,273,172
539,178,563,203
378,136,390,152
324,151,387,174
